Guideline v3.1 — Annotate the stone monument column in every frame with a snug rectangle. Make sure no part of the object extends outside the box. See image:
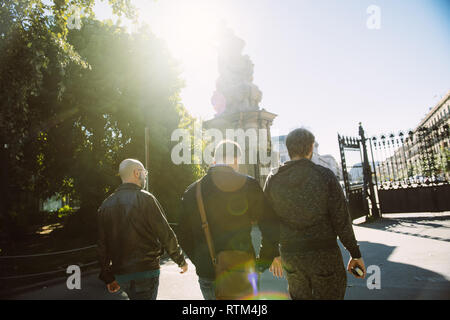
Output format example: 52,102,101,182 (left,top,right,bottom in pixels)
205,23,277,187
